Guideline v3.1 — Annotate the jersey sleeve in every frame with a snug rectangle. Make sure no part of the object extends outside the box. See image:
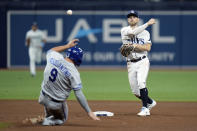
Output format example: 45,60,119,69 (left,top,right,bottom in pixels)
121,23,148,36
70,71,83,91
